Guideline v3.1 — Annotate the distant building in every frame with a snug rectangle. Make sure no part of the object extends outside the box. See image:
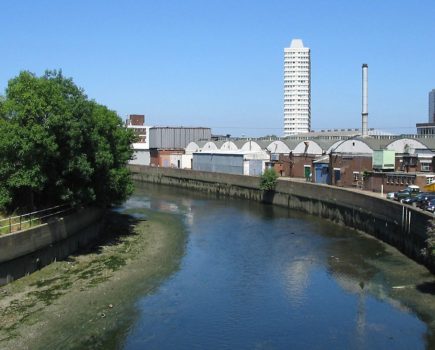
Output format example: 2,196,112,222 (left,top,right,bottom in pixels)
149,127,211,149
284,39,311,136
429,89,435,123
149,127,211,168
193,150,269,176
126,114,151,165
126,114,150,146
416,122,435,136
